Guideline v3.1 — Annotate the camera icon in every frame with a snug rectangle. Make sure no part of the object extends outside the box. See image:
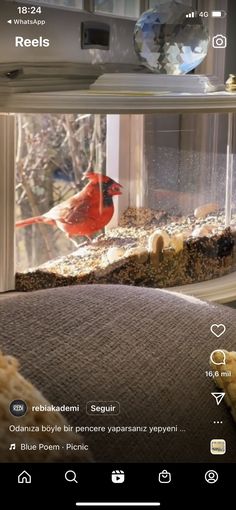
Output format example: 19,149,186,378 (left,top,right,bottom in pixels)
212,34,227,48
